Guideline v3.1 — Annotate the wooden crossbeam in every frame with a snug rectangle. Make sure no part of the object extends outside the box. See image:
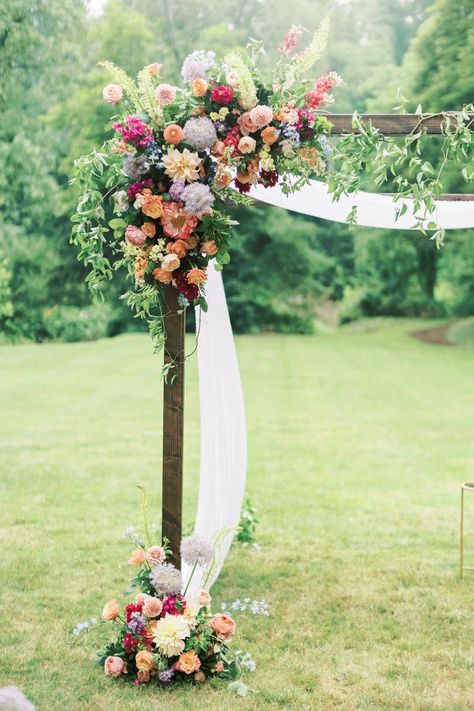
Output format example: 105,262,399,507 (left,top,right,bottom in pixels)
328,112,474,136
